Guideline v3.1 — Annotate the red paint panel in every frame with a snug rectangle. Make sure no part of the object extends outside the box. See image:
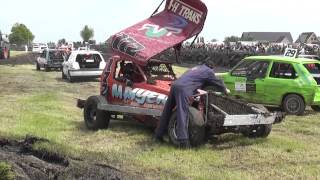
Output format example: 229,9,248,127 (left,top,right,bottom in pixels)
111,0,207,66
